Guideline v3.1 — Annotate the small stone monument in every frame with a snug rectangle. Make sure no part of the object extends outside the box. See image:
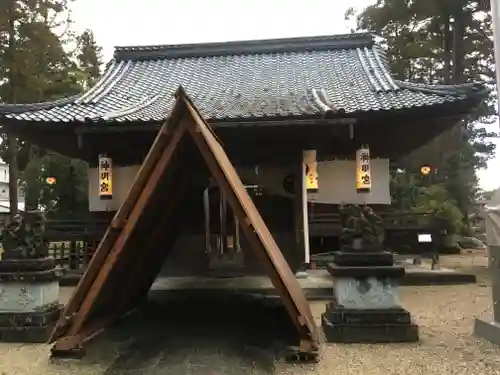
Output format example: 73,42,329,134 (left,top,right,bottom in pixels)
0,211,62,342
474,189,500,344
321,204,419,342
